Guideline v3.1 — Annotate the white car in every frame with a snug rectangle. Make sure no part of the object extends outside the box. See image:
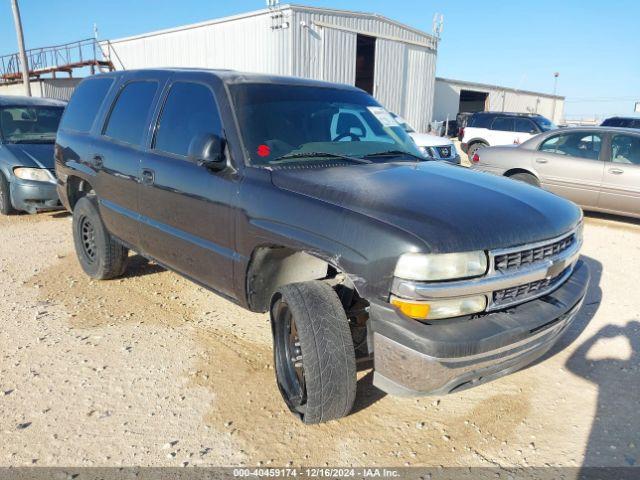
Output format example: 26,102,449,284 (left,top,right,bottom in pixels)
461,112,557,160
393,115,460,164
